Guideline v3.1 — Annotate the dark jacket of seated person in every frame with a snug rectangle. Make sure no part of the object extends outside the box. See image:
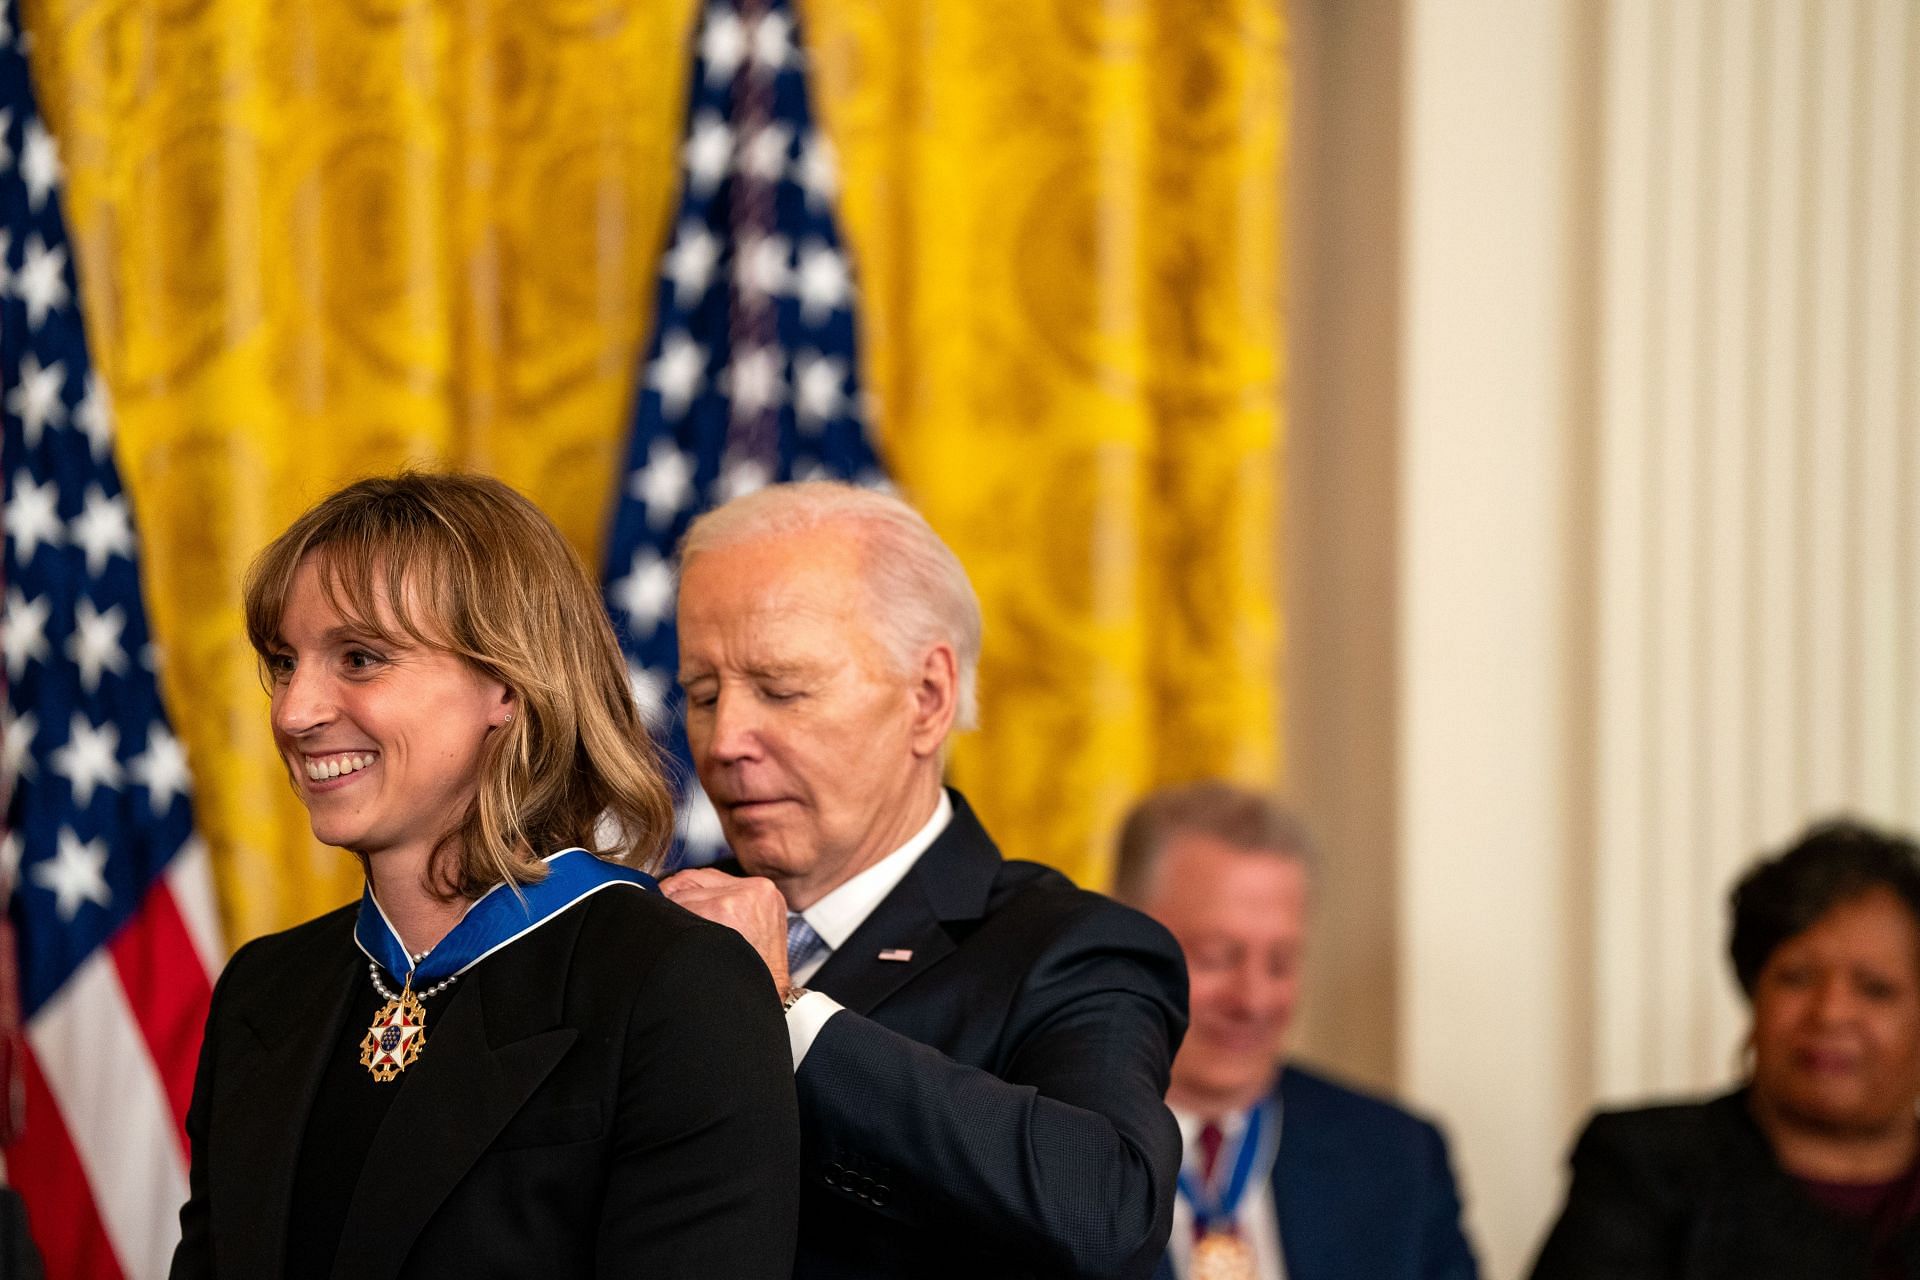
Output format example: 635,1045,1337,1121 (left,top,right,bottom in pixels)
1532,818,1920,1280
1531,1089,1920,1280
